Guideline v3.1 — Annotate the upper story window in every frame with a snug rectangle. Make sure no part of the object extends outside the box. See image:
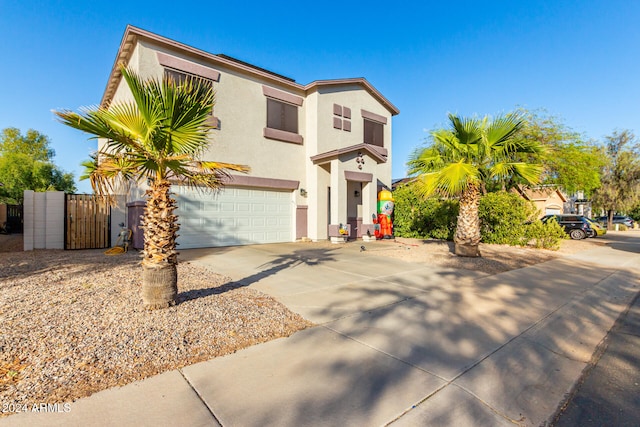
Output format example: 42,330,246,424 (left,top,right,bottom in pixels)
361,109,387,147
164,68,214,90
157,52,221,83
262,85,303,144
156,52,222,129
164,68,218,128
267,98,298,133
364,120,384,146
